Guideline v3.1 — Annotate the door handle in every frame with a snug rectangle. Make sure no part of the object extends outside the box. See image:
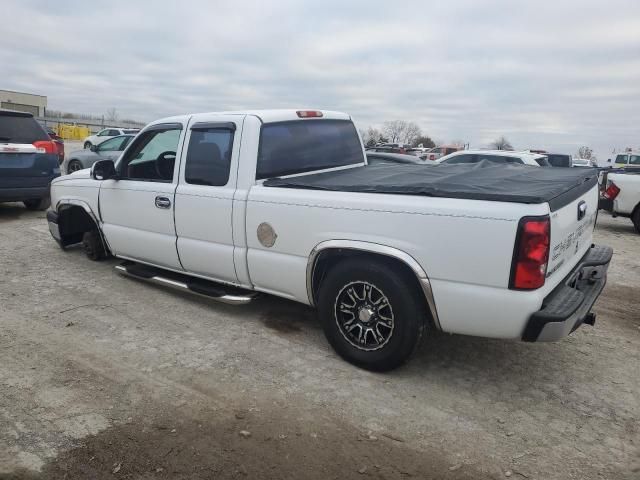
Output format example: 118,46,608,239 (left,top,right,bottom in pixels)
155,196,171,209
